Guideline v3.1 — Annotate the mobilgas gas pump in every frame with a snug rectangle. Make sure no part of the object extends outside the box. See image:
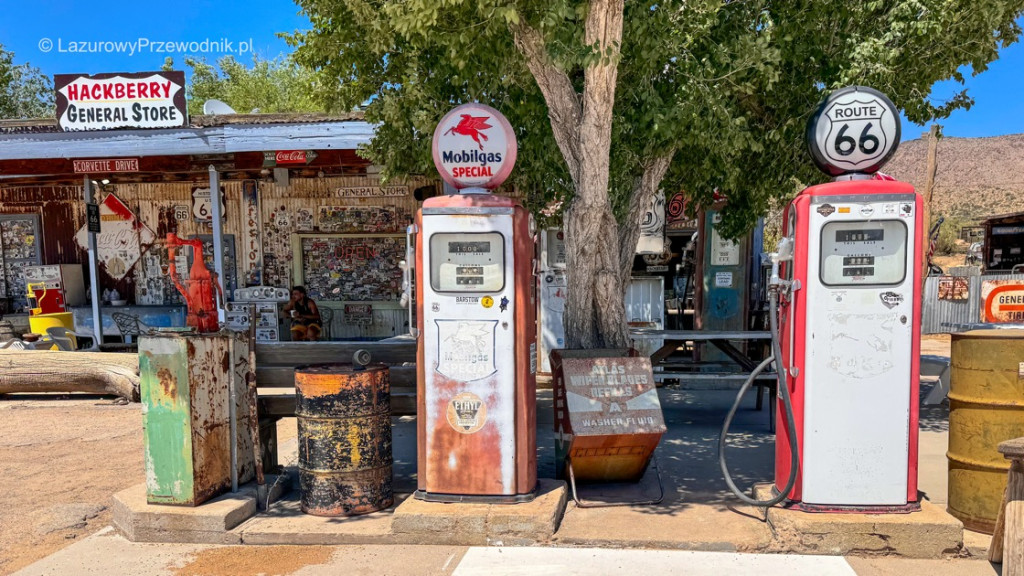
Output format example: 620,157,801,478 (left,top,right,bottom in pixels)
721,86,923,510
410,103,539,503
